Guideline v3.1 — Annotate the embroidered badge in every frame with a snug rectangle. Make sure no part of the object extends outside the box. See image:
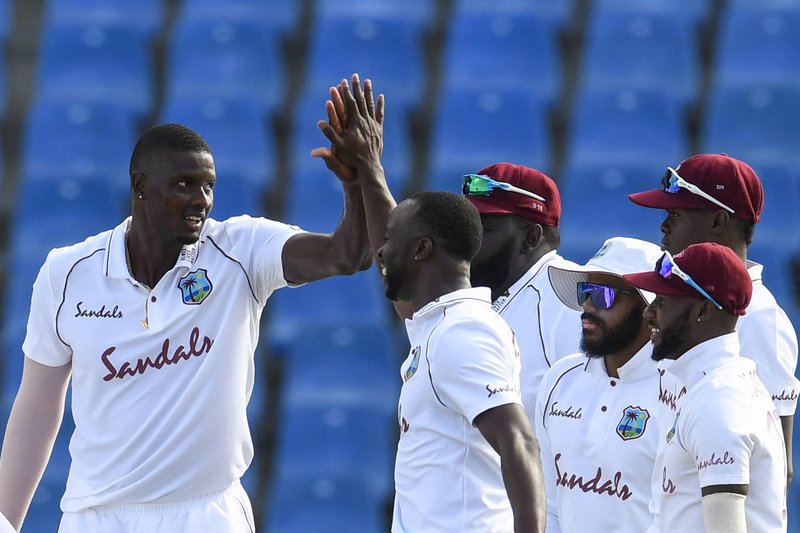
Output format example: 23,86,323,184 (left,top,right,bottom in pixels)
404,346,421,382
592,241,612,259
666,410,681,443
616,405,650,441
178,269,213,305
